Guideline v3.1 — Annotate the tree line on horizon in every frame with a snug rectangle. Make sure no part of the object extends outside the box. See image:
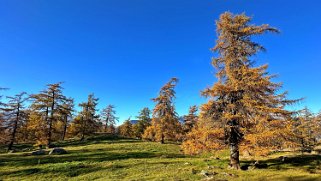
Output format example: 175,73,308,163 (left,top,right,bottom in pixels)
1,12,321,170
0,83,121,150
